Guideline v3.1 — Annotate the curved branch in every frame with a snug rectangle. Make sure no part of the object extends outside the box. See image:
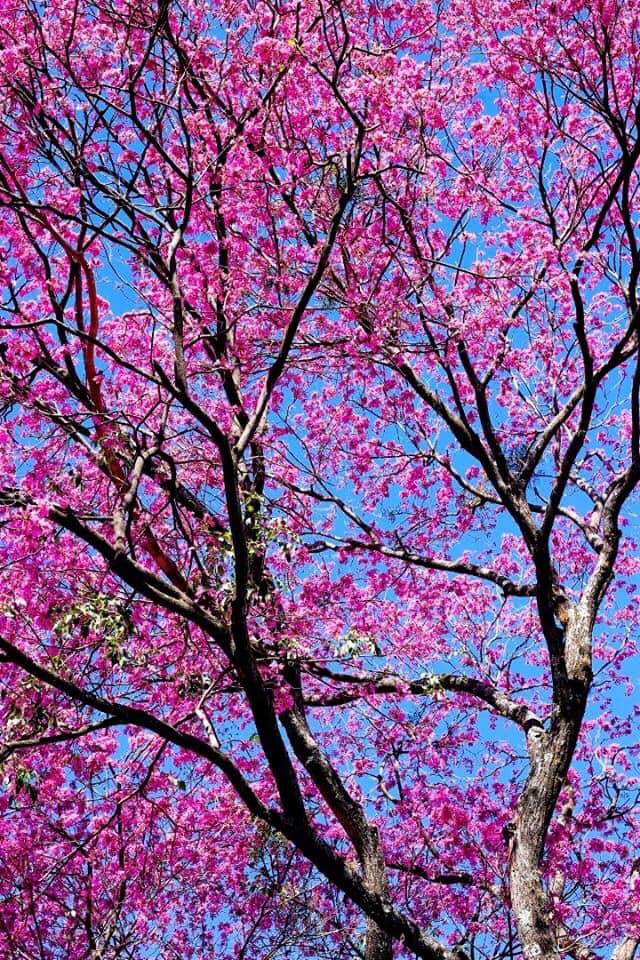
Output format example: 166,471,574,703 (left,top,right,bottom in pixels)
304,664,544,733
308,537,536,598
